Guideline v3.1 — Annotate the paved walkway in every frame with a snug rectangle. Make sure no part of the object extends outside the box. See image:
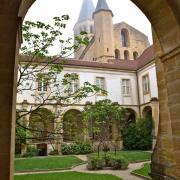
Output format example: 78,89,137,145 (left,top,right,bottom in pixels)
15,155,148,180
